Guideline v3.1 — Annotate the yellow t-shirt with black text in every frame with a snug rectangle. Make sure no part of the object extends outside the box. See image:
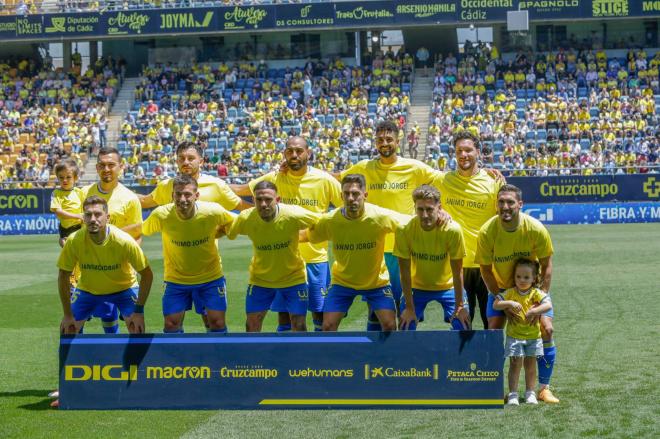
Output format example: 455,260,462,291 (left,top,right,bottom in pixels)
394,218,465,291
227,204,319,288
475,213,554,289
142,201,235,284
432,169,501,268
309,203,410,290
57,225,149,295
82,183,142,233
341,158,439,252
249,167,342,264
